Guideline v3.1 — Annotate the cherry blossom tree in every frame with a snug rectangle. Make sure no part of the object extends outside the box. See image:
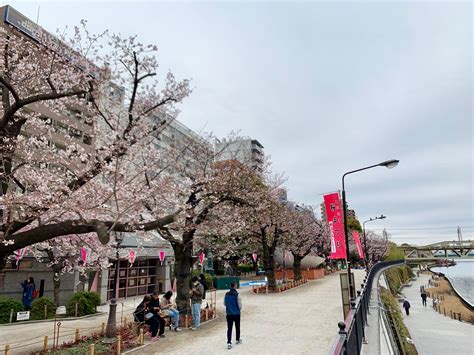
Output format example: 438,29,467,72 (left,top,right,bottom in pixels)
29,233,112,305
365,230,389,265
282,207,327,281
0,22,190,290
150,139,260,309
